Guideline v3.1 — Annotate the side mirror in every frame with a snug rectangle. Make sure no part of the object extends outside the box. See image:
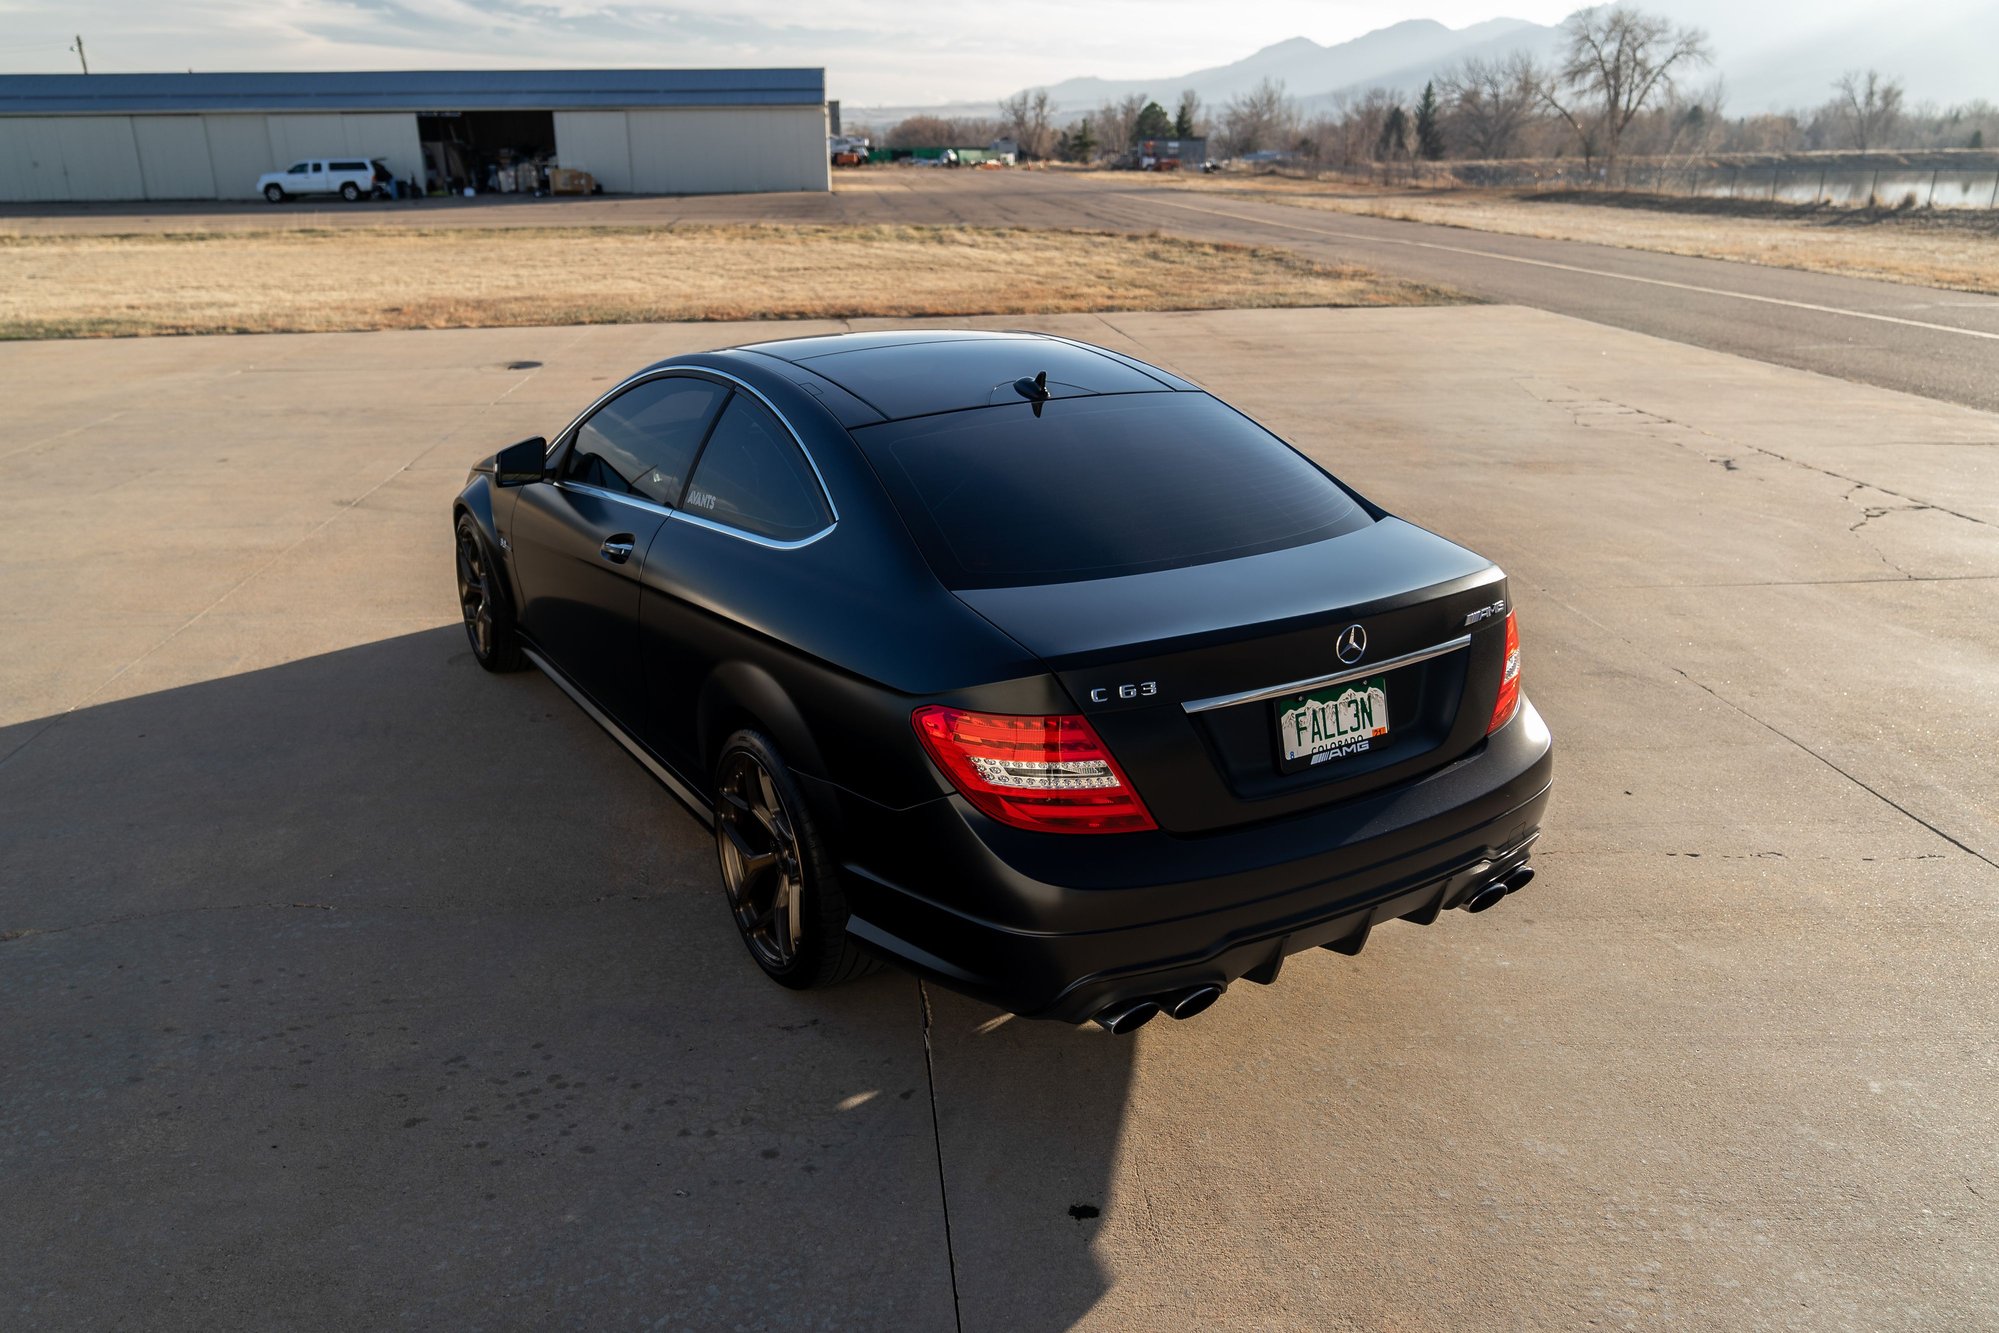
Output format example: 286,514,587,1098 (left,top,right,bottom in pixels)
494,437,548,487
